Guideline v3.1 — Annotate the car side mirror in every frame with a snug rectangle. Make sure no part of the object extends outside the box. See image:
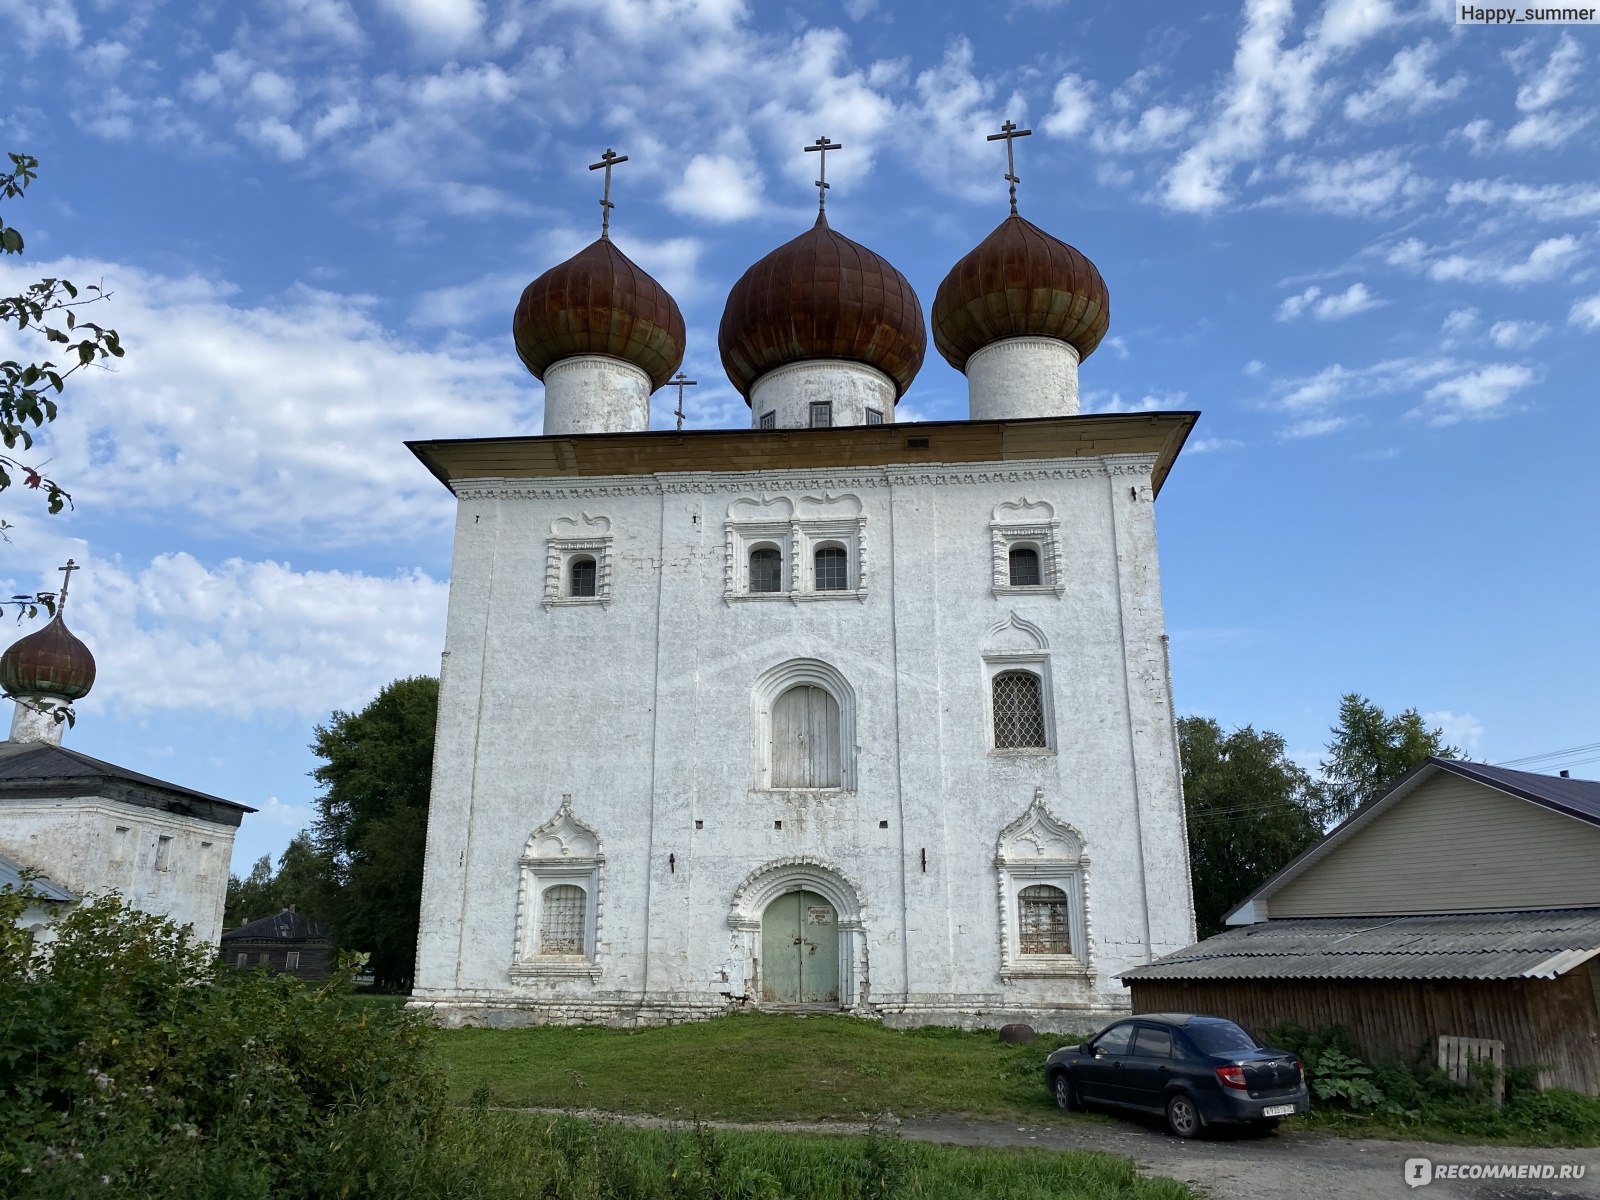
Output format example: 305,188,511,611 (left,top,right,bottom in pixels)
1080,1043,1093,1055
